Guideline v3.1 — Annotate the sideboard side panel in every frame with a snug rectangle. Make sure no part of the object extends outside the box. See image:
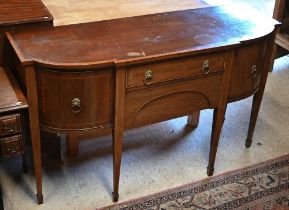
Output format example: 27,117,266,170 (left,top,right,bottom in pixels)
228,38,267,101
